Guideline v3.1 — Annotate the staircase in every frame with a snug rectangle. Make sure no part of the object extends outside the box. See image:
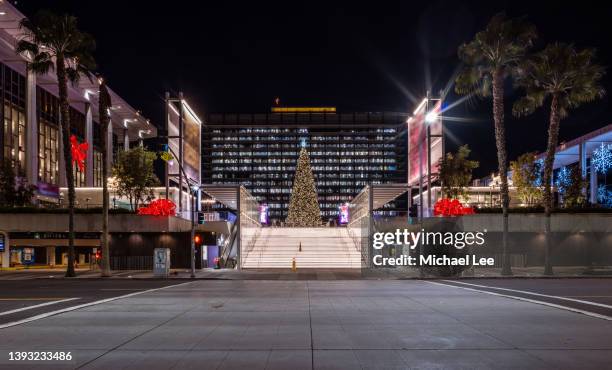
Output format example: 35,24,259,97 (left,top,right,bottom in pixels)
242,227,361,269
